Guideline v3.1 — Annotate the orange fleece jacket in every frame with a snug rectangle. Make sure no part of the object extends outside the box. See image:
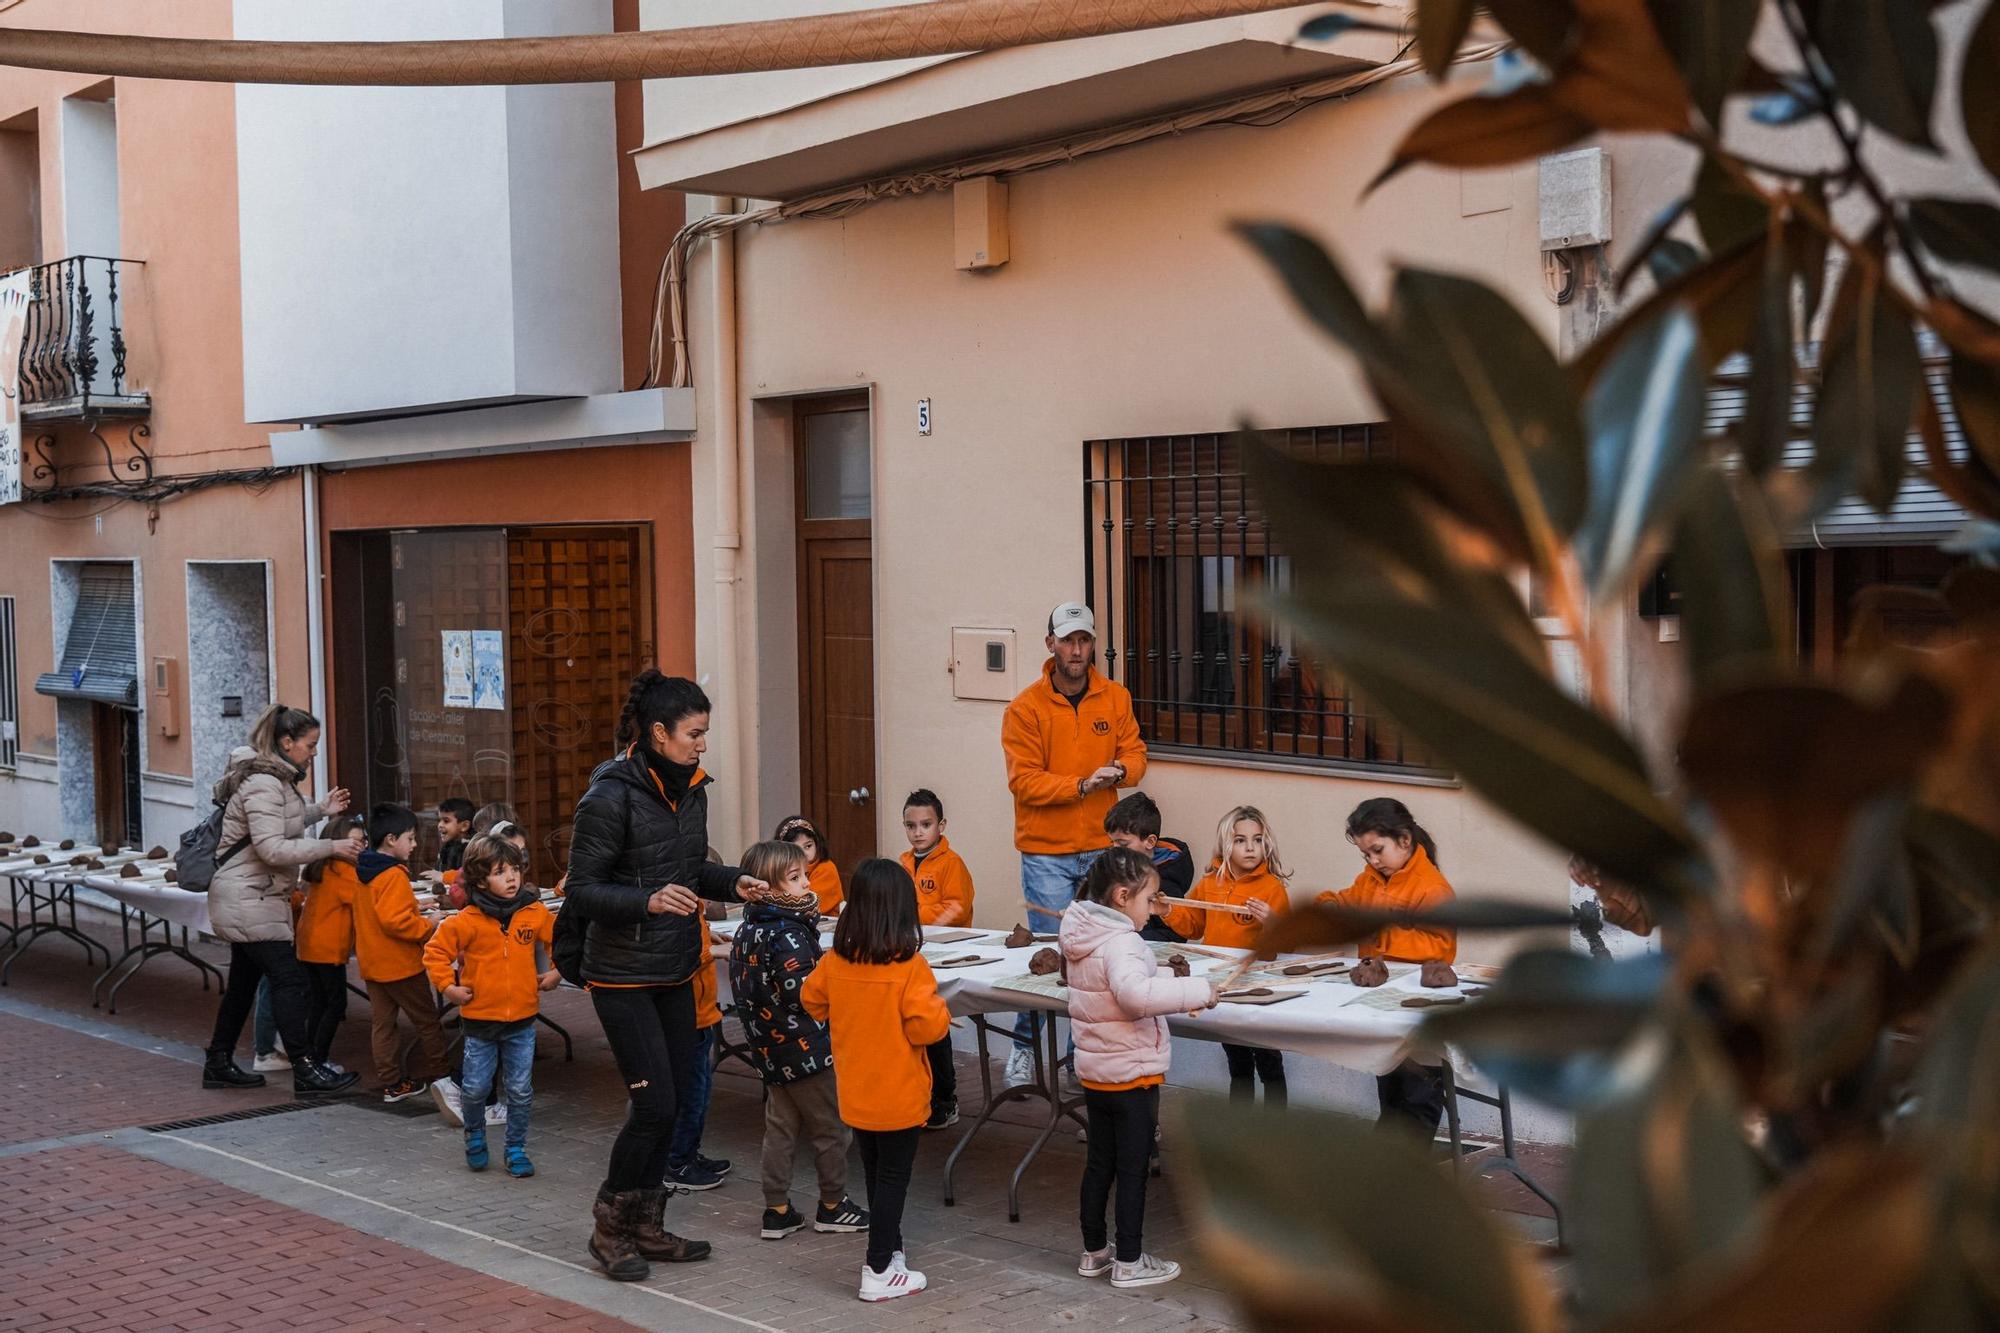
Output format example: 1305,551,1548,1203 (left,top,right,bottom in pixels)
295,862,357,965
807,859,843,915
352,861,435,983
901,837,975,927
1162,864,1292,951
692,916,722,1028
422,900,555,1024
1001,660,1148,855
800,952,951,1131
1317,845,1457,963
